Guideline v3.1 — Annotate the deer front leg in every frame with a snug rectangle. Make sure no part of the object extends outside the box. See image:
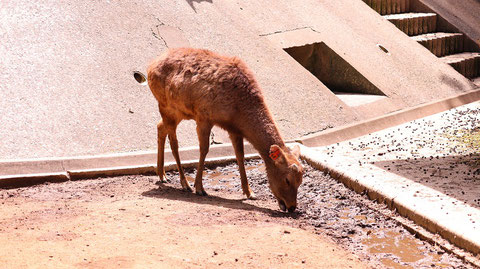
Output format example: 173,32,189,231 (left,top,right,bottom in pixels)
194,121,212,196
156,120,168,184
168,125,192,192
229,132,254,199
